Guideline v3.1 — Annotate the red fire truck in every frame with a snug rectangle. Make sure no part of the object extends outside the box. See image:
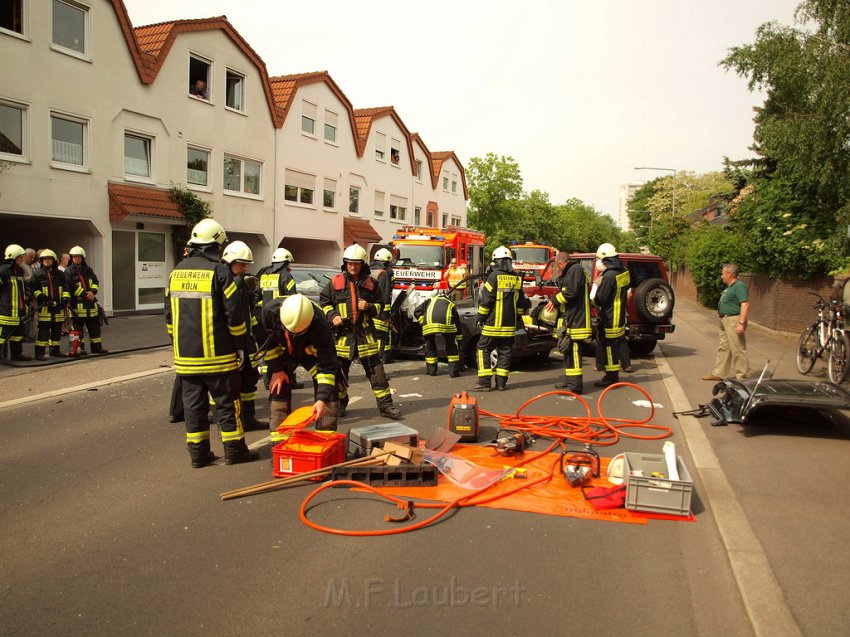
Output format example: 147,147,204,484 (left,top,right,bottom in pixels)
511,241,558,285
